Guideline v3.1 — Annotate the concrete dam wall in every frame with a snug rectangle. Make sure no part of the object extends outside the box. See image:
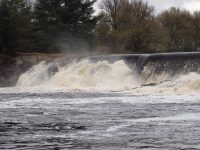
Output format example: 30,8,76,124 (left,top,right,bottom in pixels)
1,52,200,87
88,52,200,75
